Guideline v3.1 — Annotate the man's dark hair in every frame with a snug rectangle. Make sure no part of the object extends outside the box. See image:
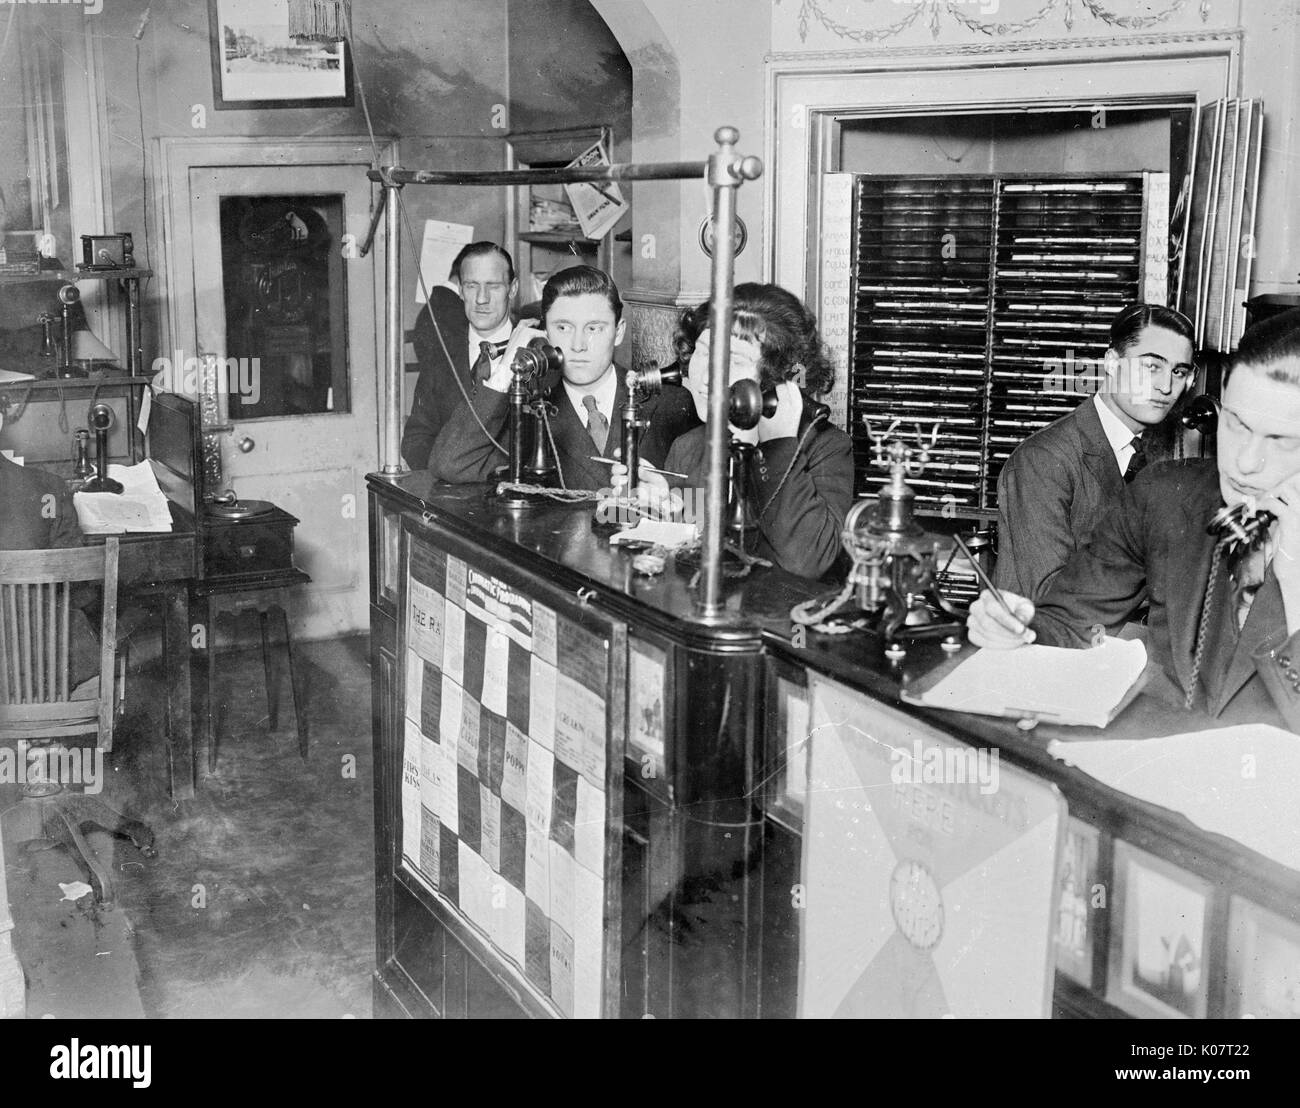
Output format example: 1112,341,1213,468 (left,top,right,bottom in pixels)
451,241,515,284
1109,302,1195,354
1232,307,1300,386
539,265,623,325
